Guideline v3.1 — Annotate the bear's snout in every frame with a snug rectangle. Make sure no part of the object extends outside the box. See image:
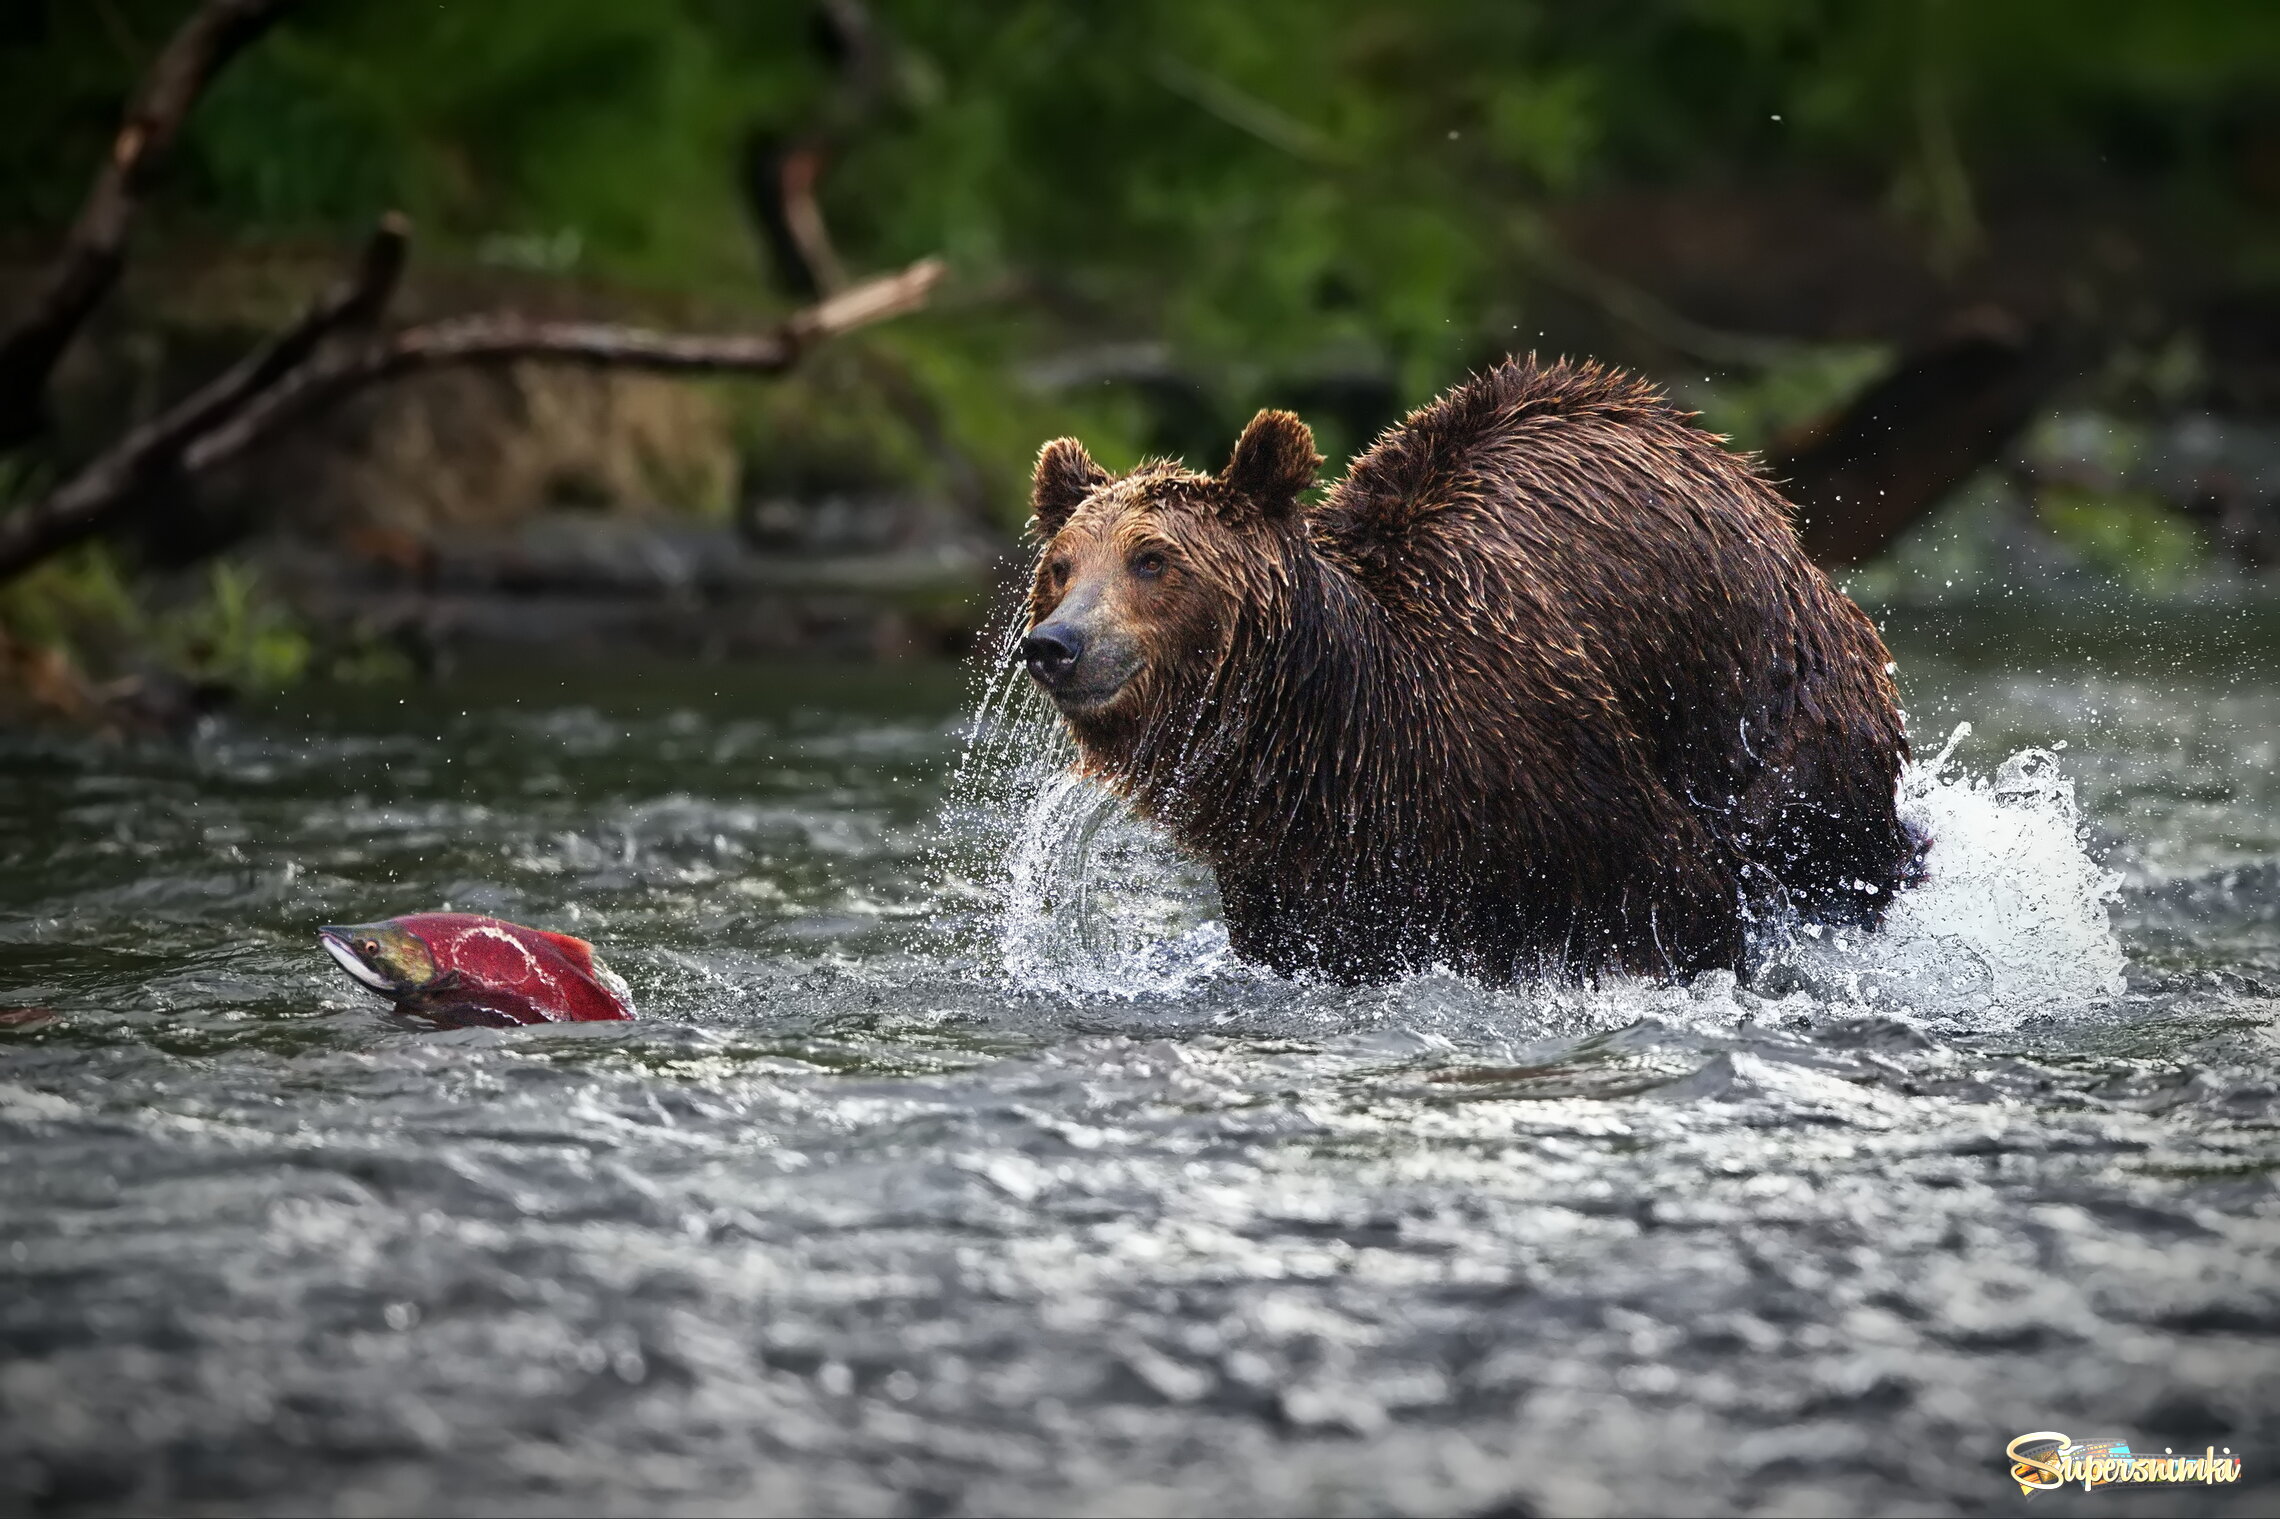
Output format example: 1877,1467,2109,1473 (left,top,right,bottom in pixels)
1021,627,1084,683
1021,582,1144,711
